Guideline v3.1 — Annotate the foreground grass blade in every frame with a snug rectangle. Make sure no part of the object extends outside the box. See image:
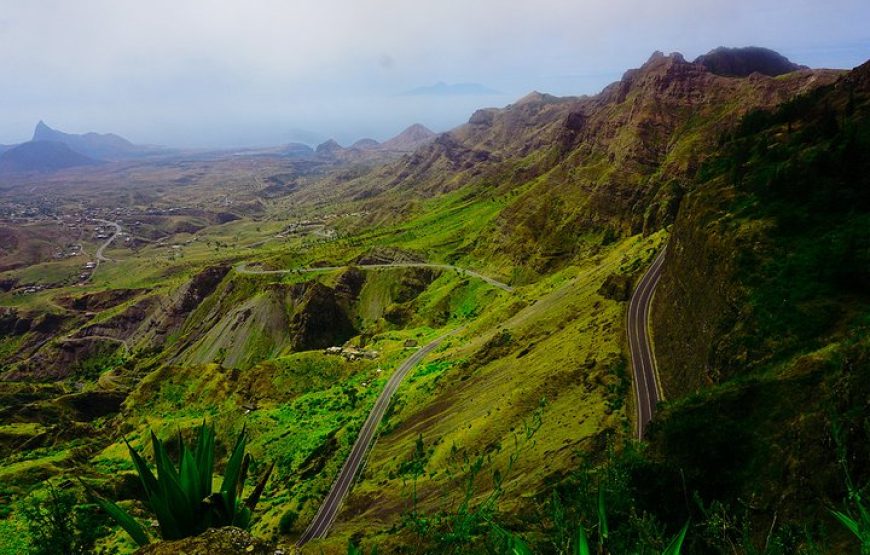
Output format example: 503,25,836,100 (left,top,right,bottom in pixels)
597,484,609,540
830,509,861,538
662,520,690,555
575,524,591,555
